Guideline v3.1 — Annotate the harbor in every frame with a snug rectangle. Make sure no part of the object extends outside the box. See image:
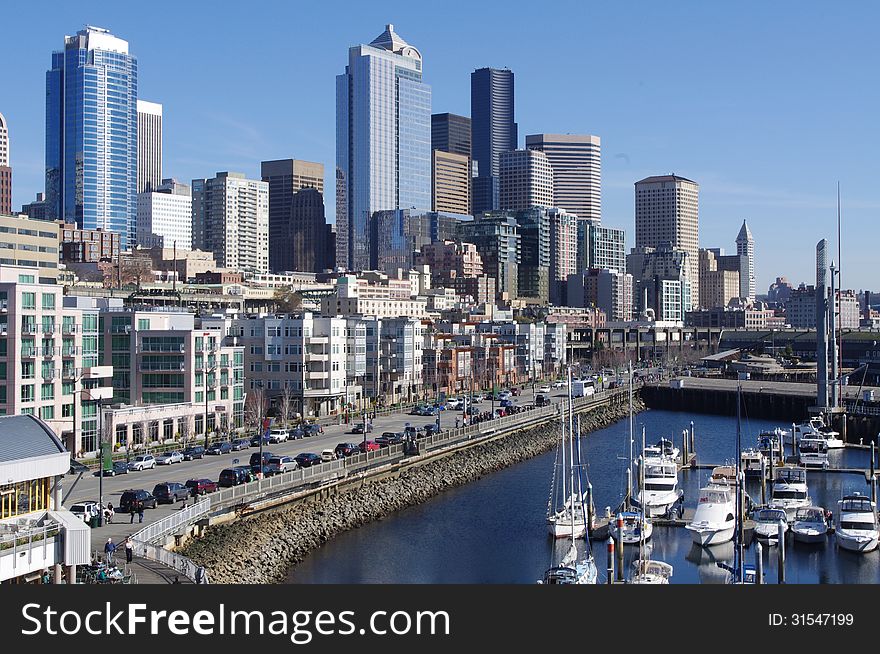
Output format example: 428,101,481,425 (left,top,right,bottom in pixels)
287,409,880,584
